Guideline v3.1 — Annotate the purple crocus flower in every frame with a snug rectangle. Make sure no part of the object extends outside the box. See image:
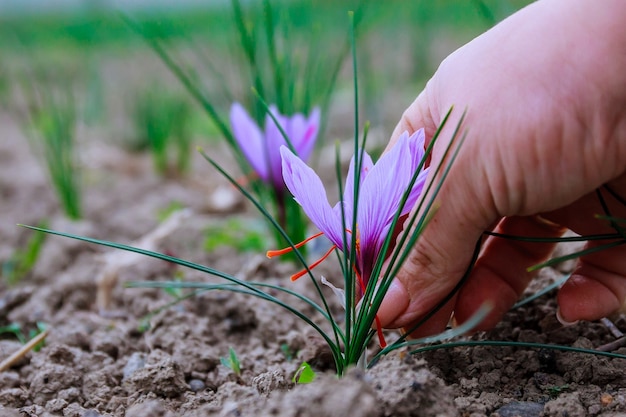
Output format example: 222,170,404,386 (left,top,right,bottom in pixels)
275,129,429,284
230,102,321,189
